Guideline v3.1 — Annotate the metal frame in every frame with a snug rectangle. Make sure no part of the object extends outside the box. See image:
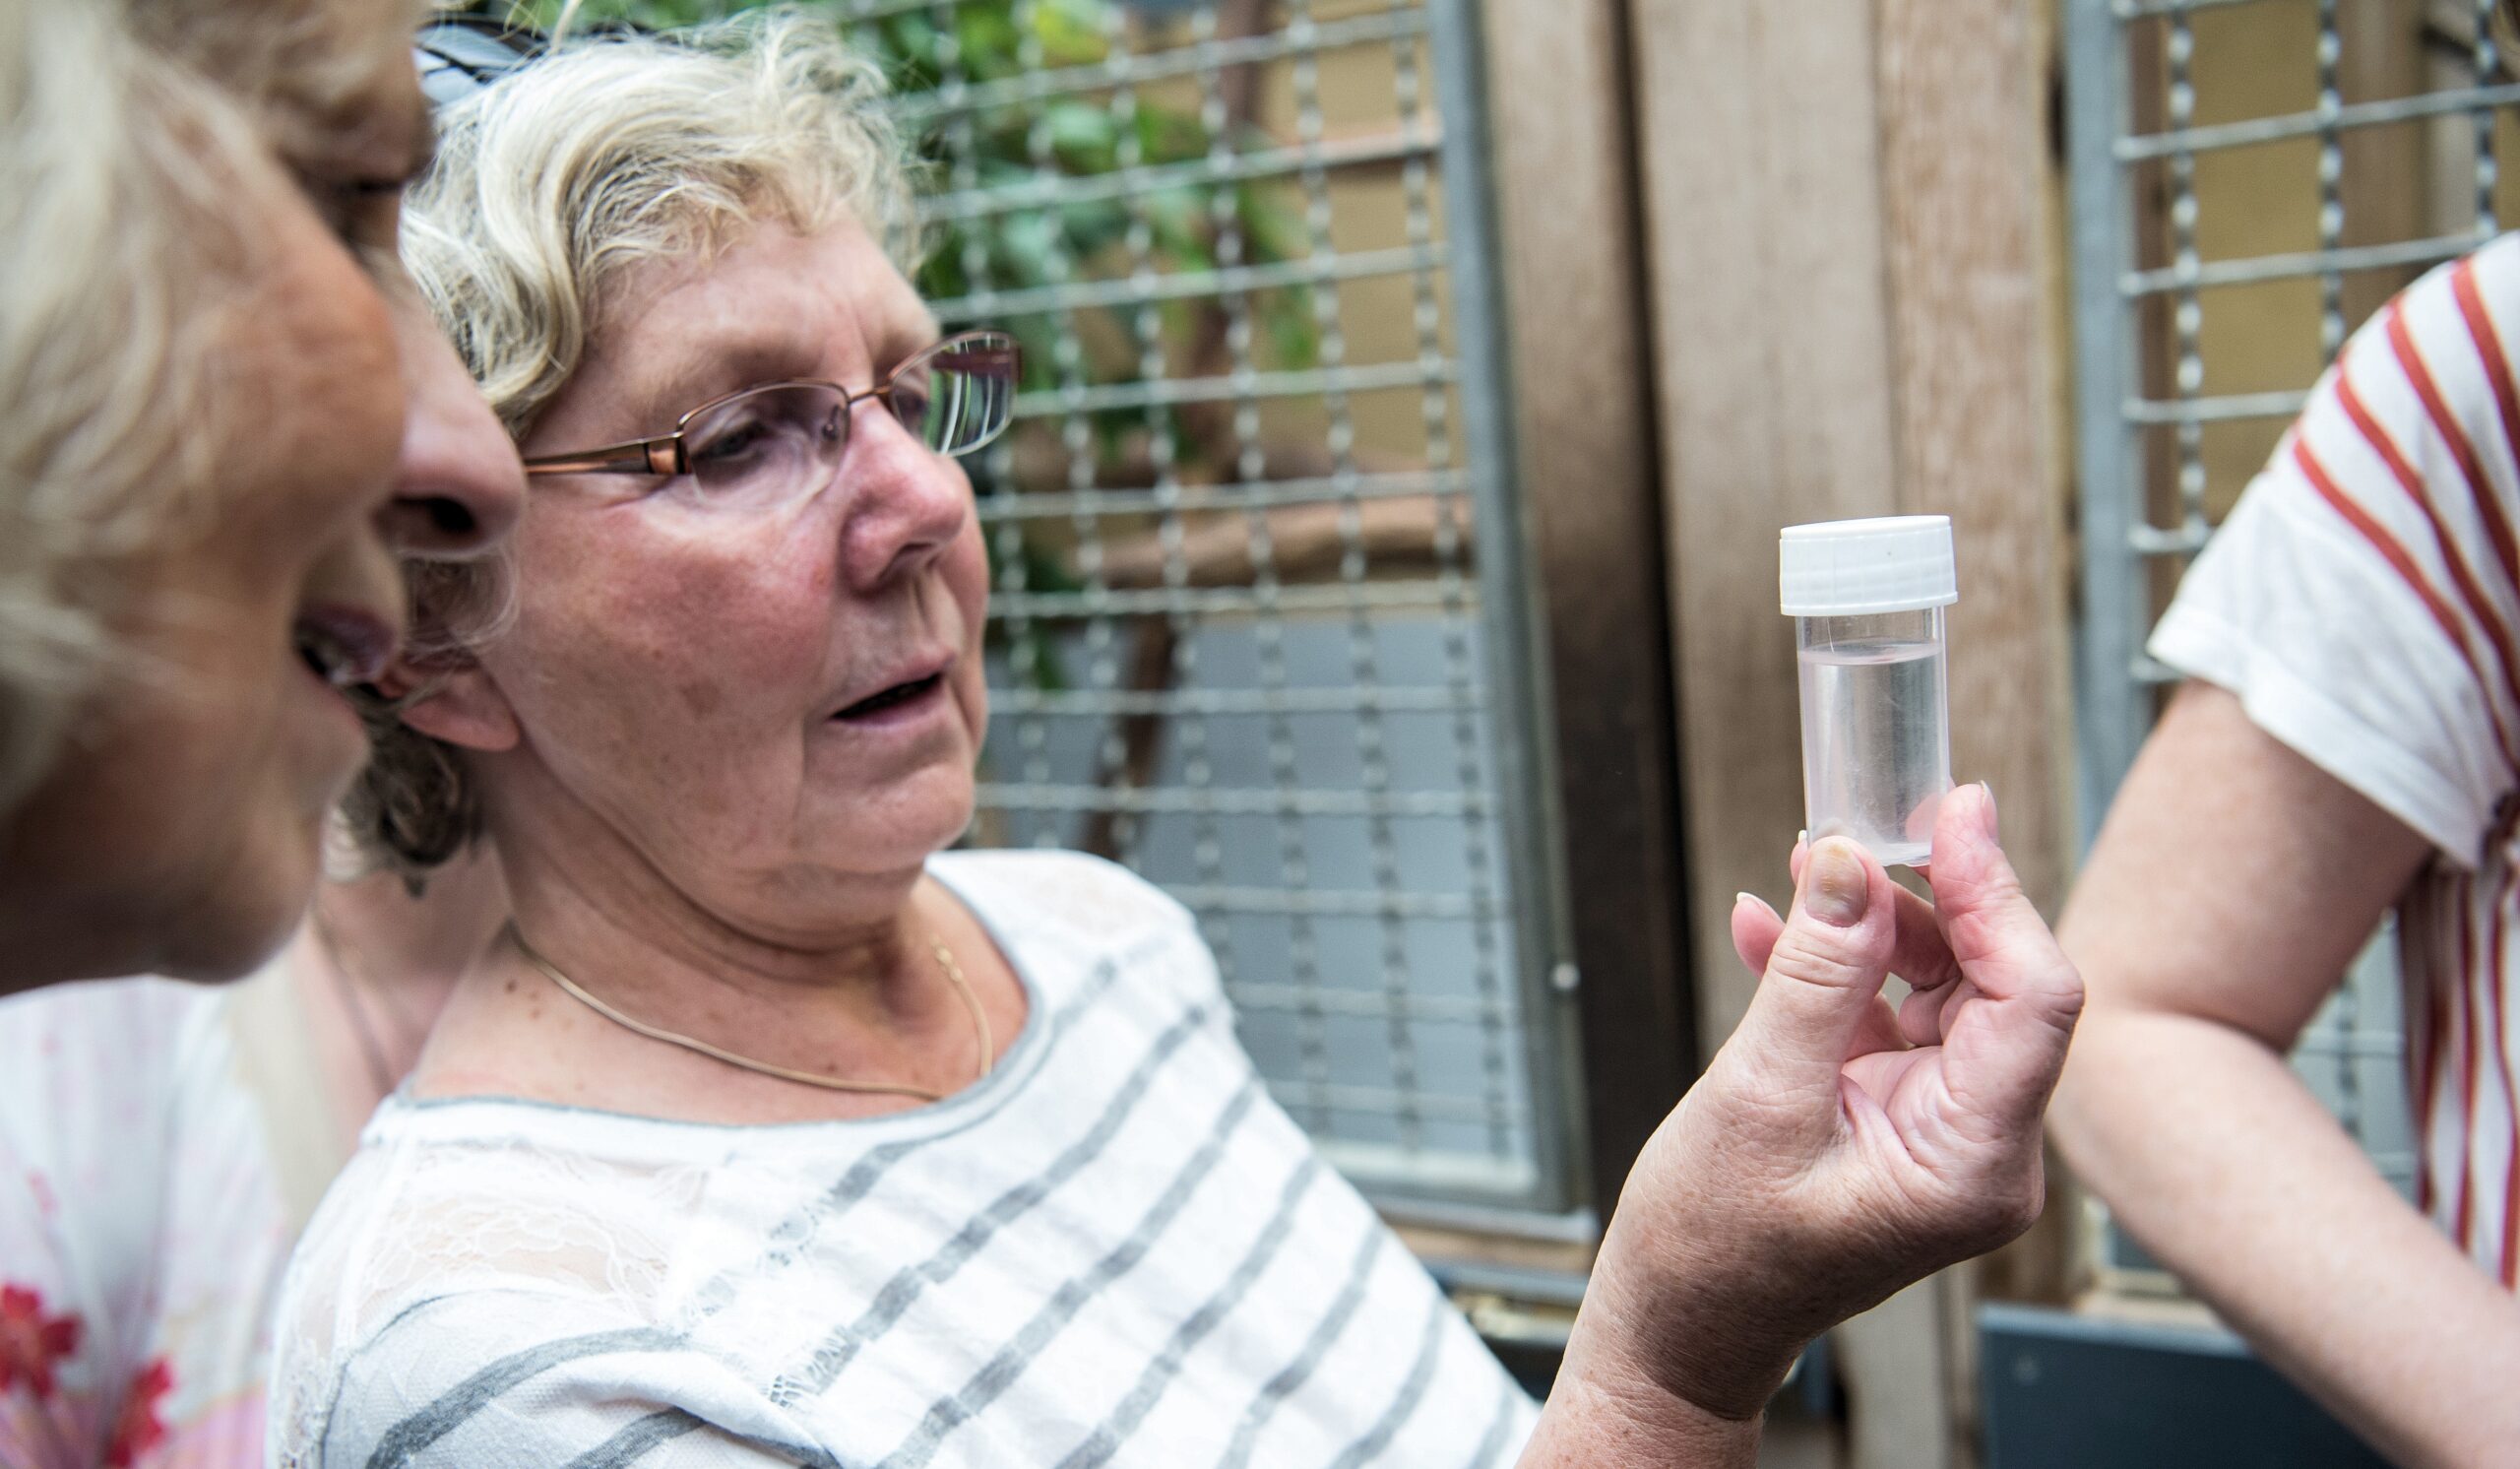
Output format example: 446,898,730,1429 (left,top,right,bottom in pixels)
895,4,1429,119
2068,0,2511,829
2067,0,2145,844
2121,81,2520,158
878,0,1604,1227
1462,0,1692,1221
922,130,1440,221
1410,0,1591,1225
929,243,1445,319
2064,0,2481,1254
1009,360,1454,415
